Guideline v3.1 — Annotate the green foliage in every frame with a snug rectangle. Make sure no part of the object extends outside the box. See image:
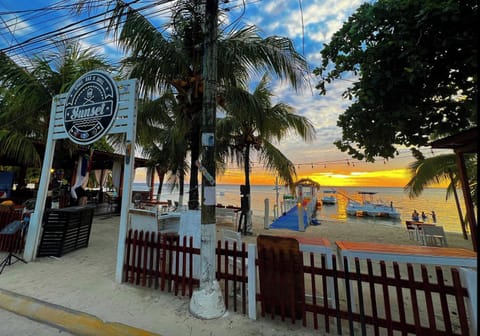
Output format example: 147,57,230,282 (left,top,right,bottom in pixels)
314,0,477,161
90,1,309,208
217,74,315,188
0,41,113,167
